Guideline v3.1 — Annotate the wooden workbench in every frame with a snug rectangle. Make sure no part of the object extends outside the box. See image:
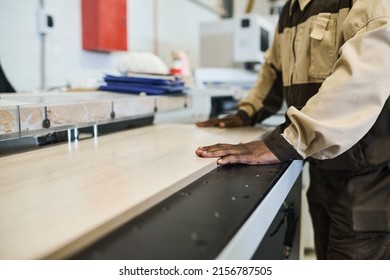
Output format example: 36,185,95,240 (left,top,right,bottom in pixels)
0,124,274,259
